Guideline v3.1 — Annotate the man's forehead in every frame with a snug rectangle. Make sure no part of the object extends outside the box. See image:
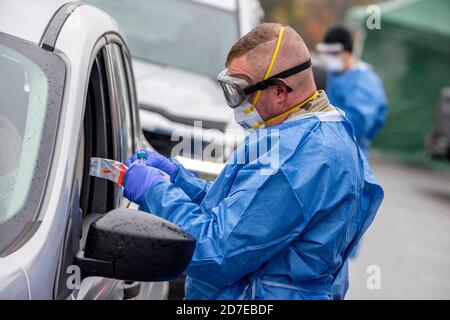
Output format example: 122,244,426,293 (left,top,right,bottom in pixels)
227,55,254,83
